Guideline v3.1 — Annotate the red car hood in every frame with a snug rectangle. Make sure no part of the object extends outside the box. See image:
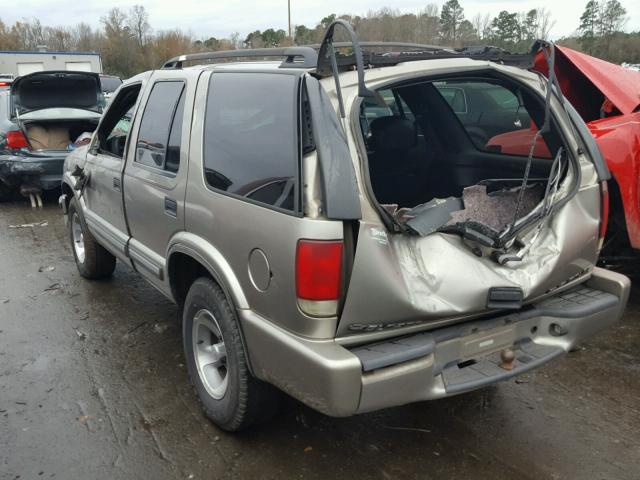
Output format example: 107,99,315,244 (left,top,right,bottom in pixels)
534,46,640,117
